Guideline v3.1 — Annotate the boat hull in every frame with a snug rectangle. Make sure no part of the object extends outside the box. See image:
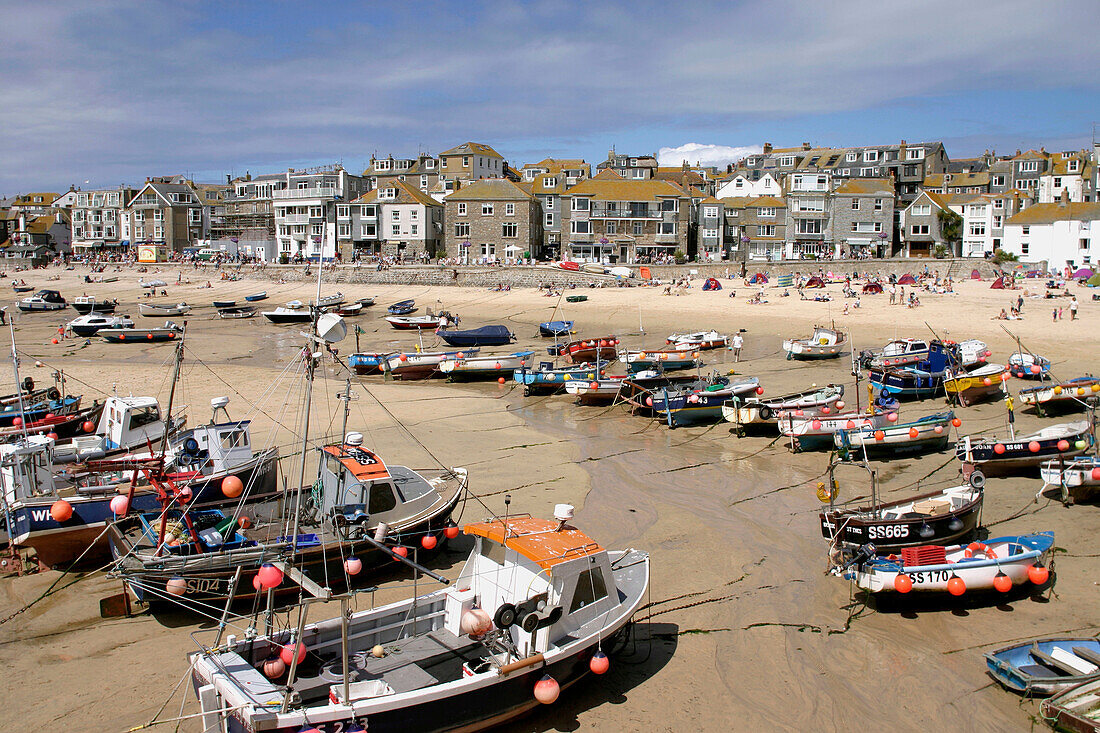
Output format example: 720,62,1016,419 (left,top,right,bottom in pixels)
985,638,1100,696
820,487,982,550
